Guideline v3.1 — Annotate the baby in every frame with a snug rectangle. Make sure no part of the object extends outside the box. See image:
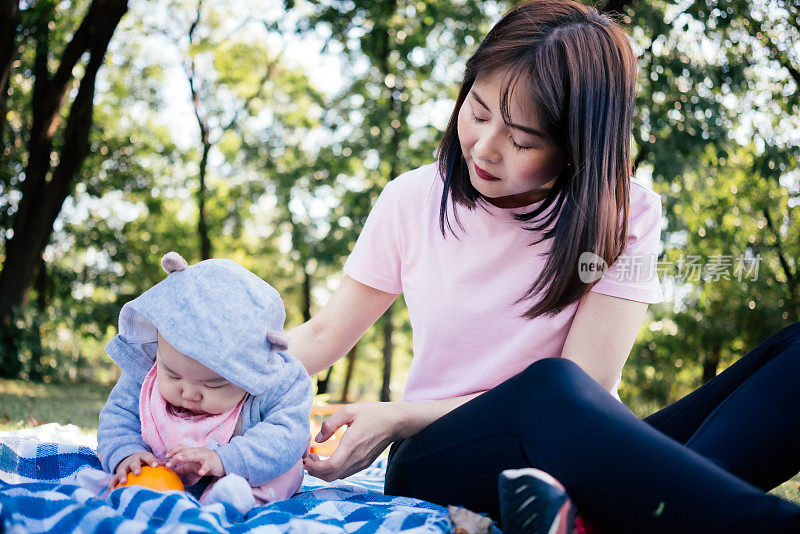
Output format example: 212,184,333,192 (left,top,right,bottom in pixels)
97,252,312,512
